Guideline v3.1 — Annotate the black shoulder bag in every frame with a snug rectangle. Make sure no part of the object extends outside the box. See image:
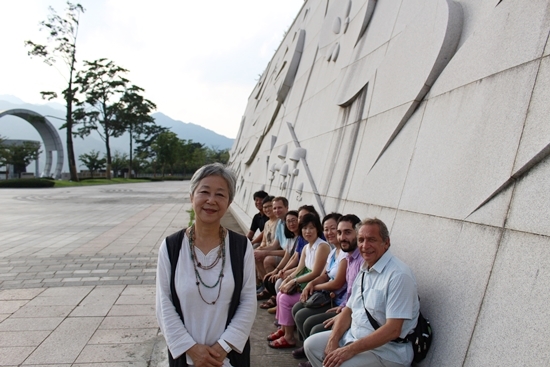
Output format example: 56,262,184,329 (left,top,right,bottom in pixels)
165,228,251,367
360,273,433,363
